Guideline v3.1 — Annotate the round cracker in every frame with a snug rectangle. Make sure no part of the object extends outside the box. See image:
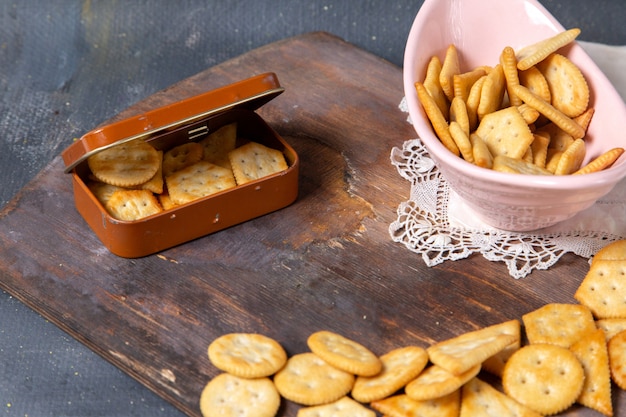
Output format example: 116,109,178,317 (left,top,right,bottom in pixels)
536,53,589,118
88,140,160,187
274,352,355,406
199,373,280,417
208,333,287,378
608,330,626,390
502,344,584,415
307,330,381,376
